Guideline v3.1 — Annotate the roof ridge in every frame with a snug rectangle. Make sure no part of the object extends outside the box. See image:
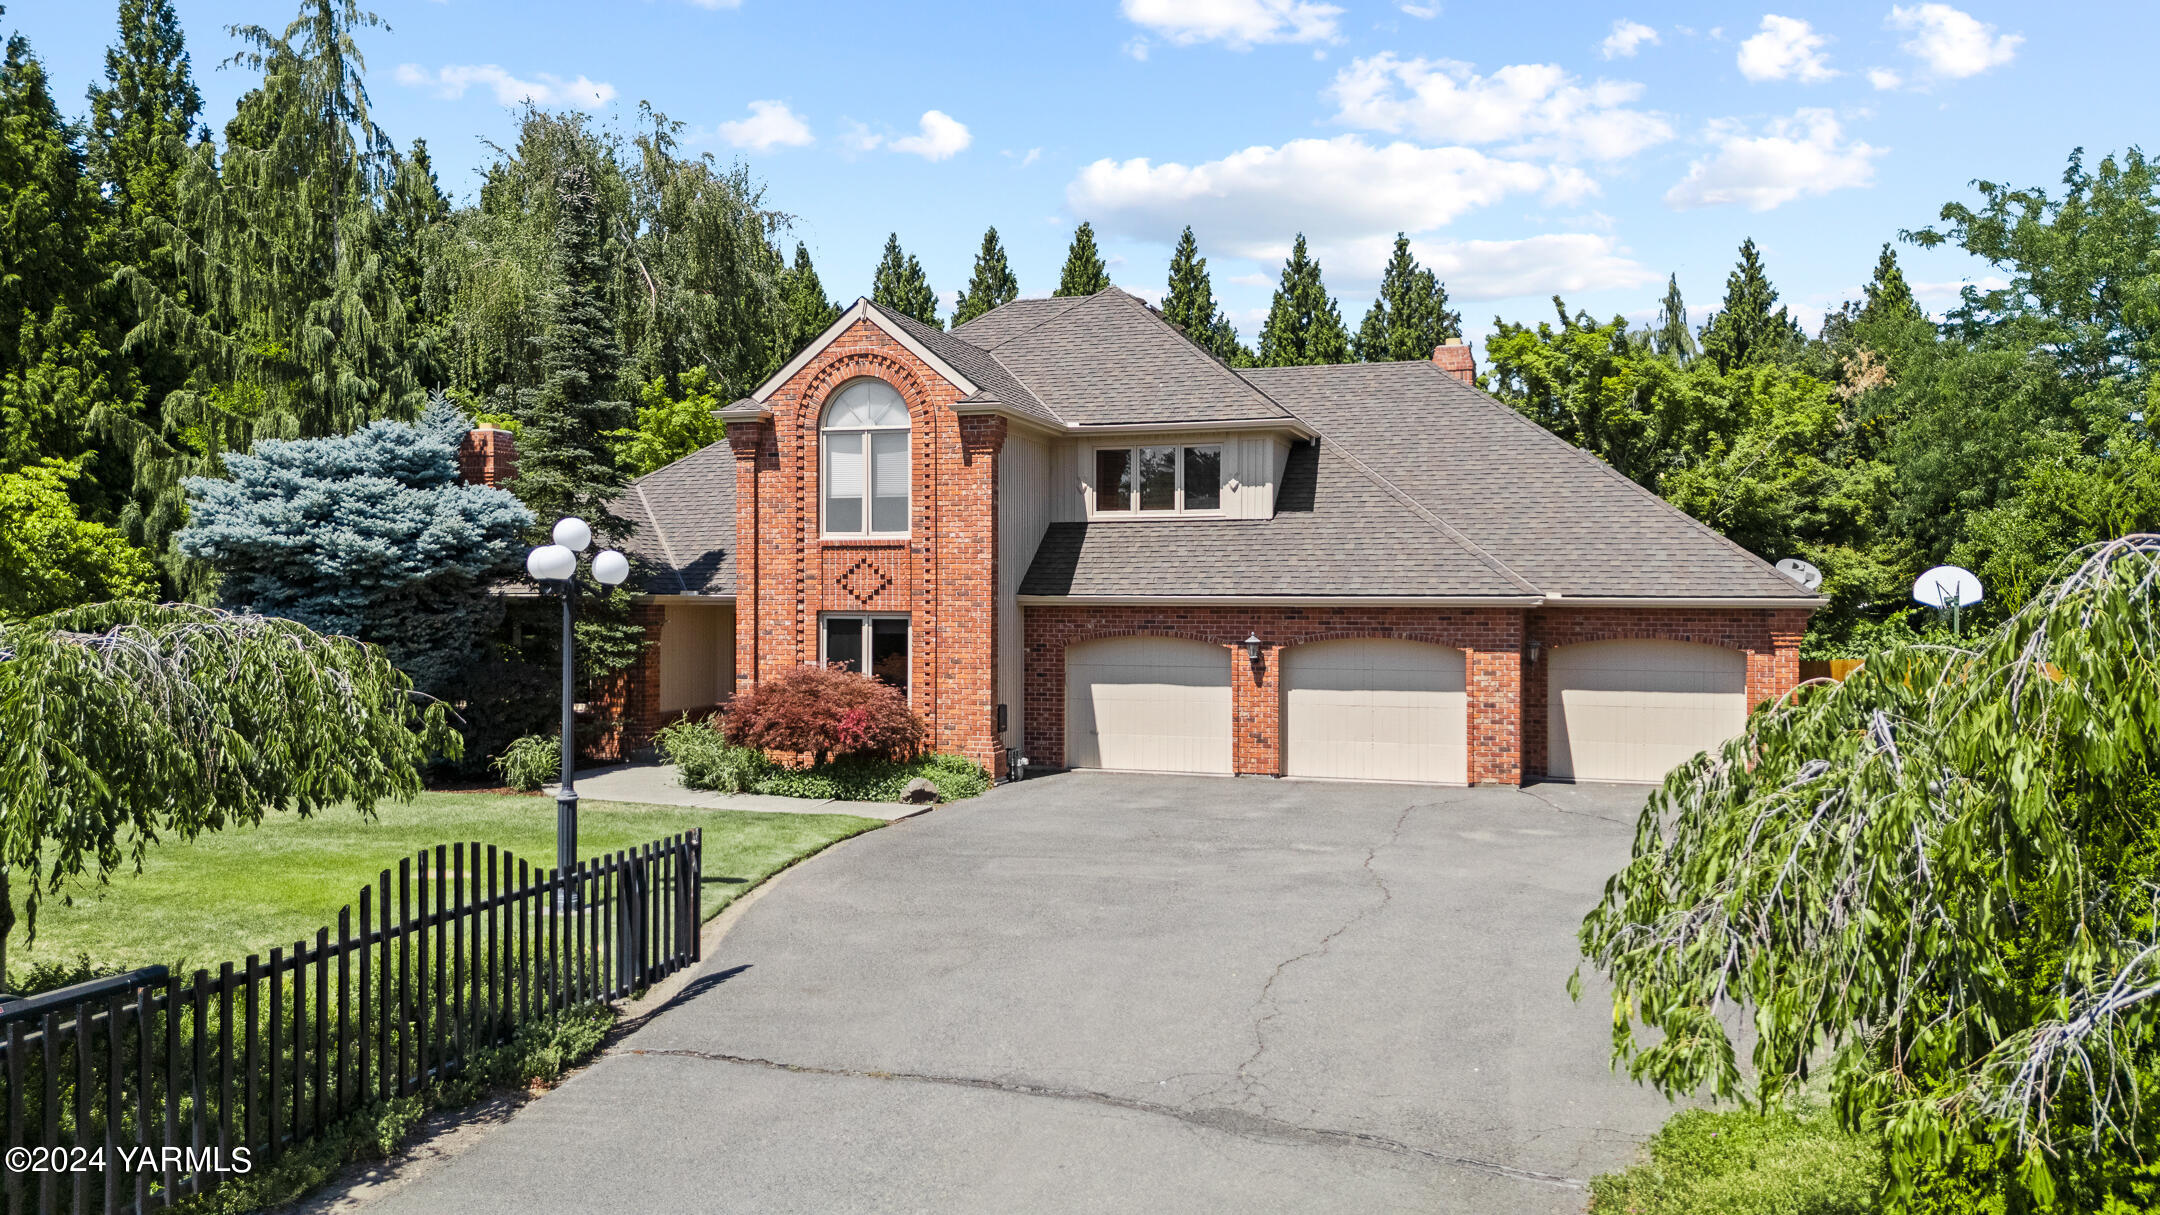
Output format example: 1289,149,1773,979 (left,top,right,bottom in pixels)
630,482,689,594
1088,289,1292,419
1411,360,1804,589
1223,361,1540,594
970,295,1091,351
